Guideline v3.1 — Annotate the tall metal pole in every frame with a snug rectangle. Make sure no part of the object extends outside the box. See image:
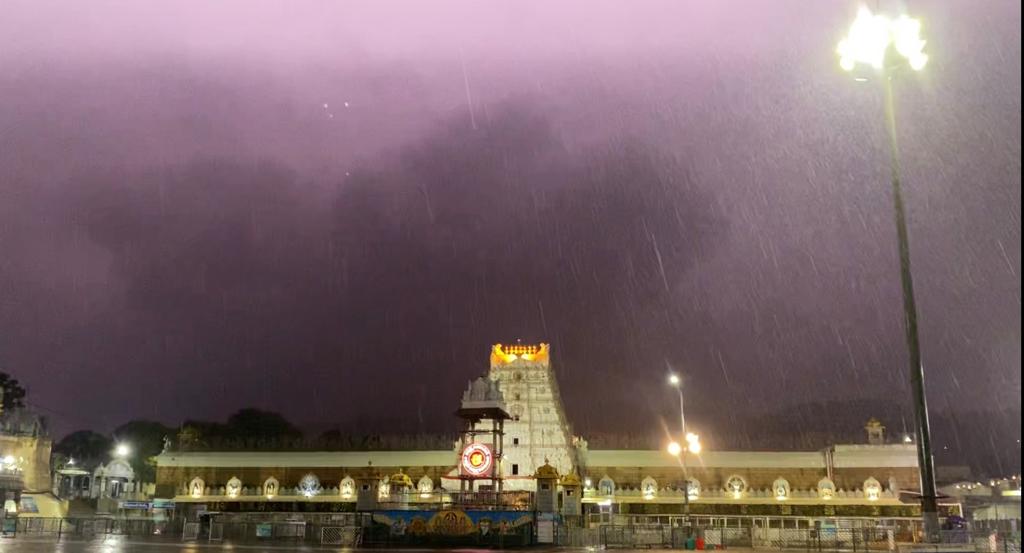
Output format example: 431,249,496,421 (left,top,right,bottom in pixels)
883,73,940,542
677,387,690,514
